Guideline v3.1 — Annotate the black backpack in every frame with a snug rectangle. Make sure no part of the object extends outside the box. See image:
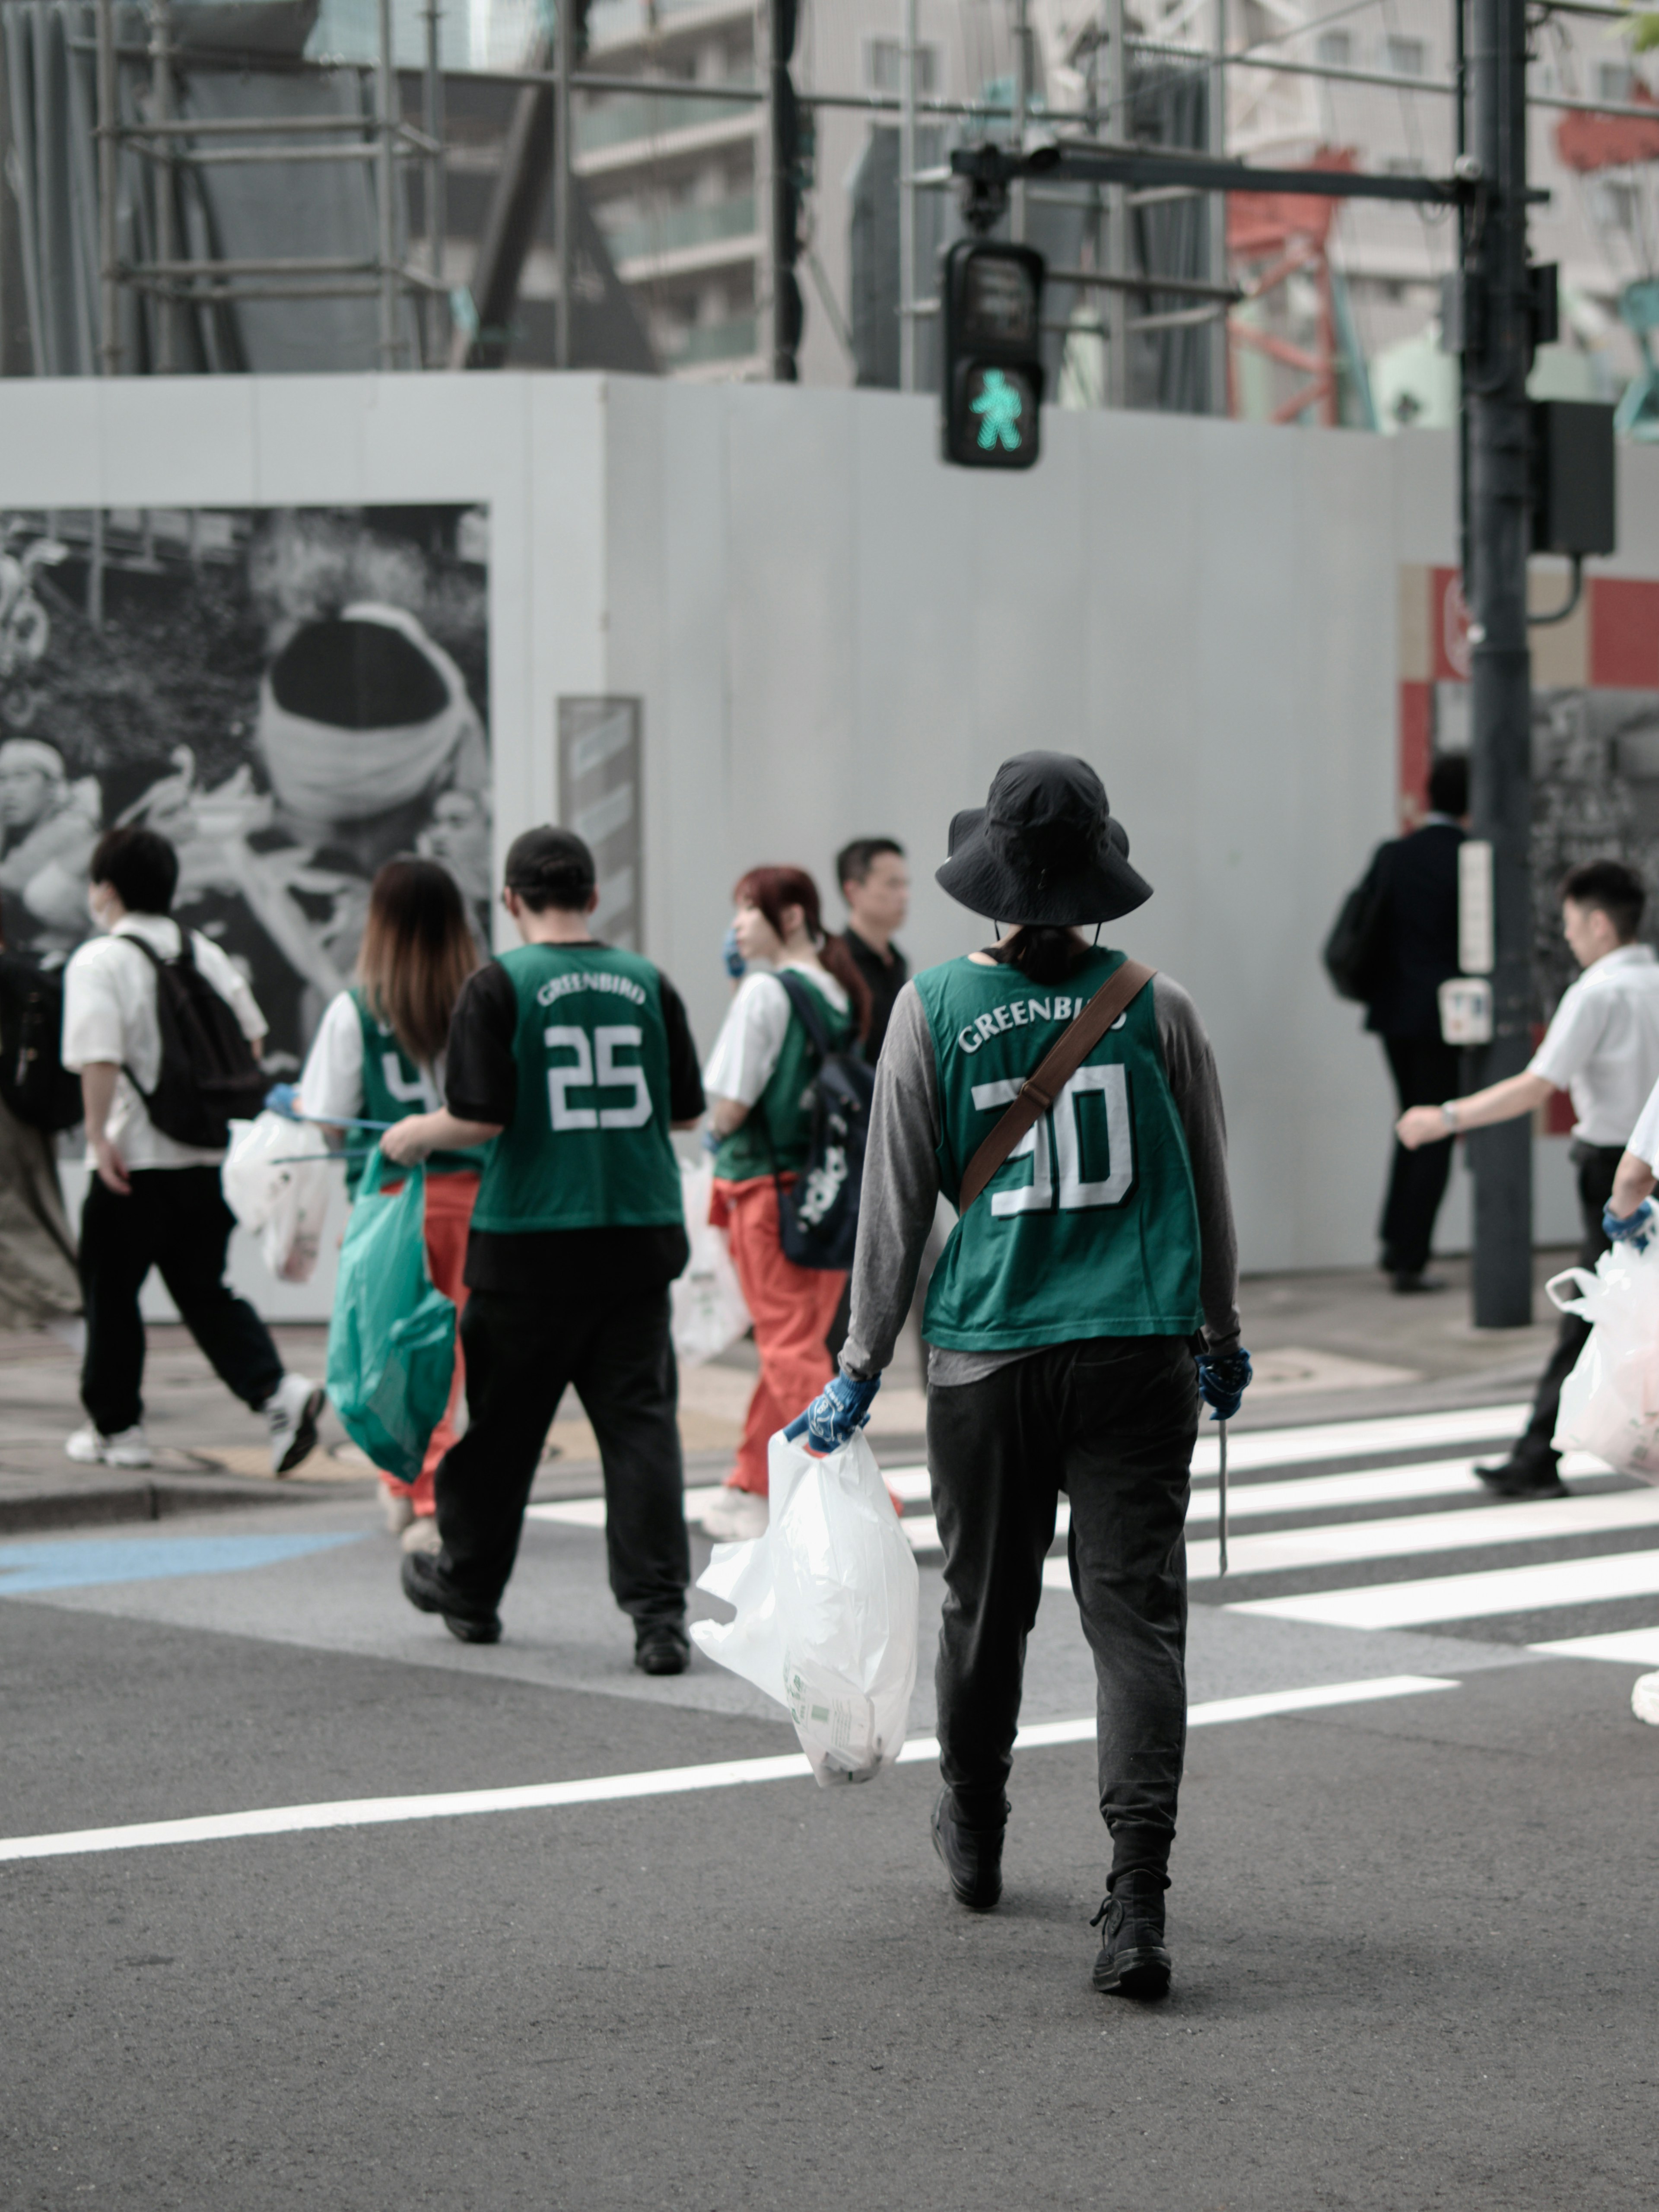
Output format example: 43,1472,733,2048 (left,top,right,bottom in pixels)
120,931,269,1148
765,972,876,1273
0,953,83,1133
1322,845,1390,1004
